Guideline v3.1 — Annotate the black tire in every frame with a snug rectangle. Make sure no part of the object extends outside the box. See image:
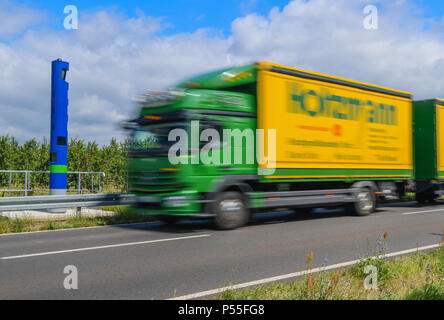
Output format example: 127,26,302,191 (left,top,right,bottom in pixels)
158,215,180,225
298,207,313,214
346,187,376,216
416,191,435,204
212,192,249,230
416,192,427,204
